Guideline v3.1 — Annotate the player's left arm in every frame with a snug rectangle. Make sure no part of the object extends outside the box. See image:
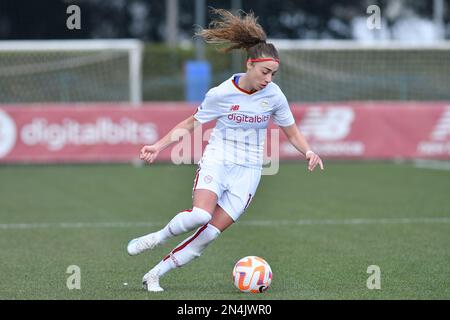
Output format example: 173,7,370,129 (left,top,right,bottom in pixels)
280,124,324,172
